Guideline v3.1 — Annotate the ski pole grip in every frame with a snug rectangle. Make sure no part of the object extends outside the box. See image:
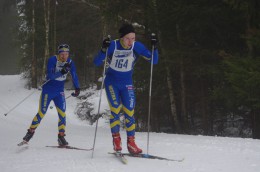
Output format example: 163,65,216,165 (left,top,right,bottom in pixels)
151,33,157,49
